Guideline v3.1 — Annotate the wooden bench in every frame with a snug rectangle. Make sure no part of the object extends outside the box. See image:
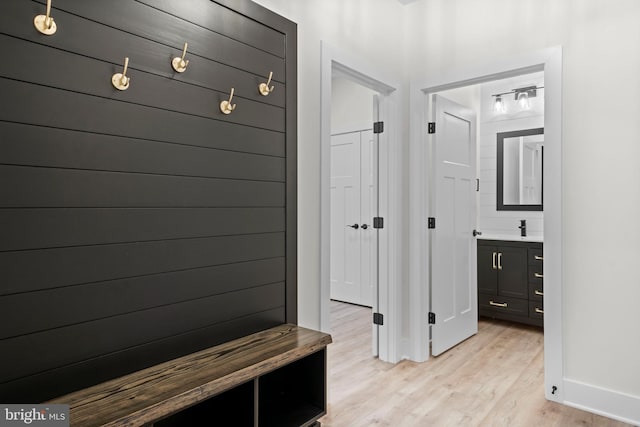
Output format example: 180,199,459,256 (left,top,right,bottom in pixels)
49,325,332,427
